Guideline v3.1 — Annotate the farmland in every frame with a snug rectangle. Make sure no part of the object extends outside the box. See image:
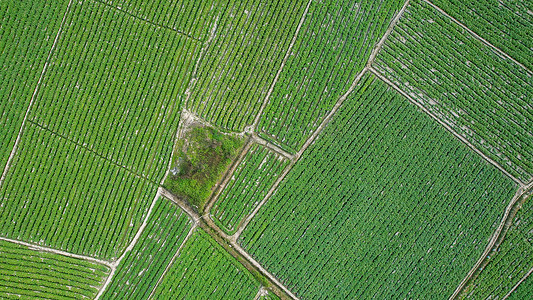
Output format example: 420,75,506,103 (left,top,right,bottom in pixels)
373,0,533,183
211,143,290,234
0,239,110,299
240,74,517,299
101,196,193,299
0,0,531,299
0,0,70,173
0,124,156,260
460,194,533,299
151,229,260,299
429,0,533,70
186,0,308,132
257,0,405,152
